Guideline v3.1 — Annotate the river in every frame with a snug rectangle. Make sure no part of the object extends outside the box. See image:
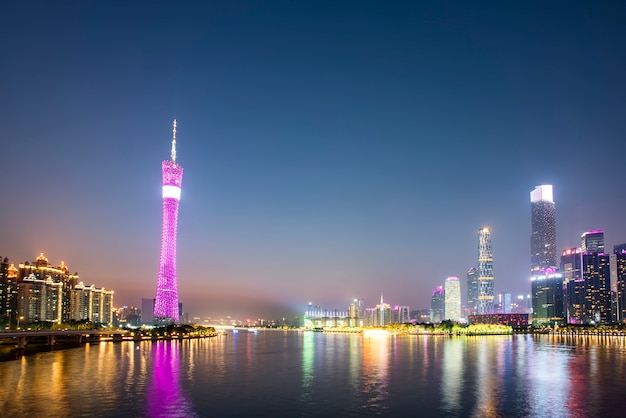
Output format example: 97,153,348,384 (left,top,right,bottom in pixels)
1,331,626,417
